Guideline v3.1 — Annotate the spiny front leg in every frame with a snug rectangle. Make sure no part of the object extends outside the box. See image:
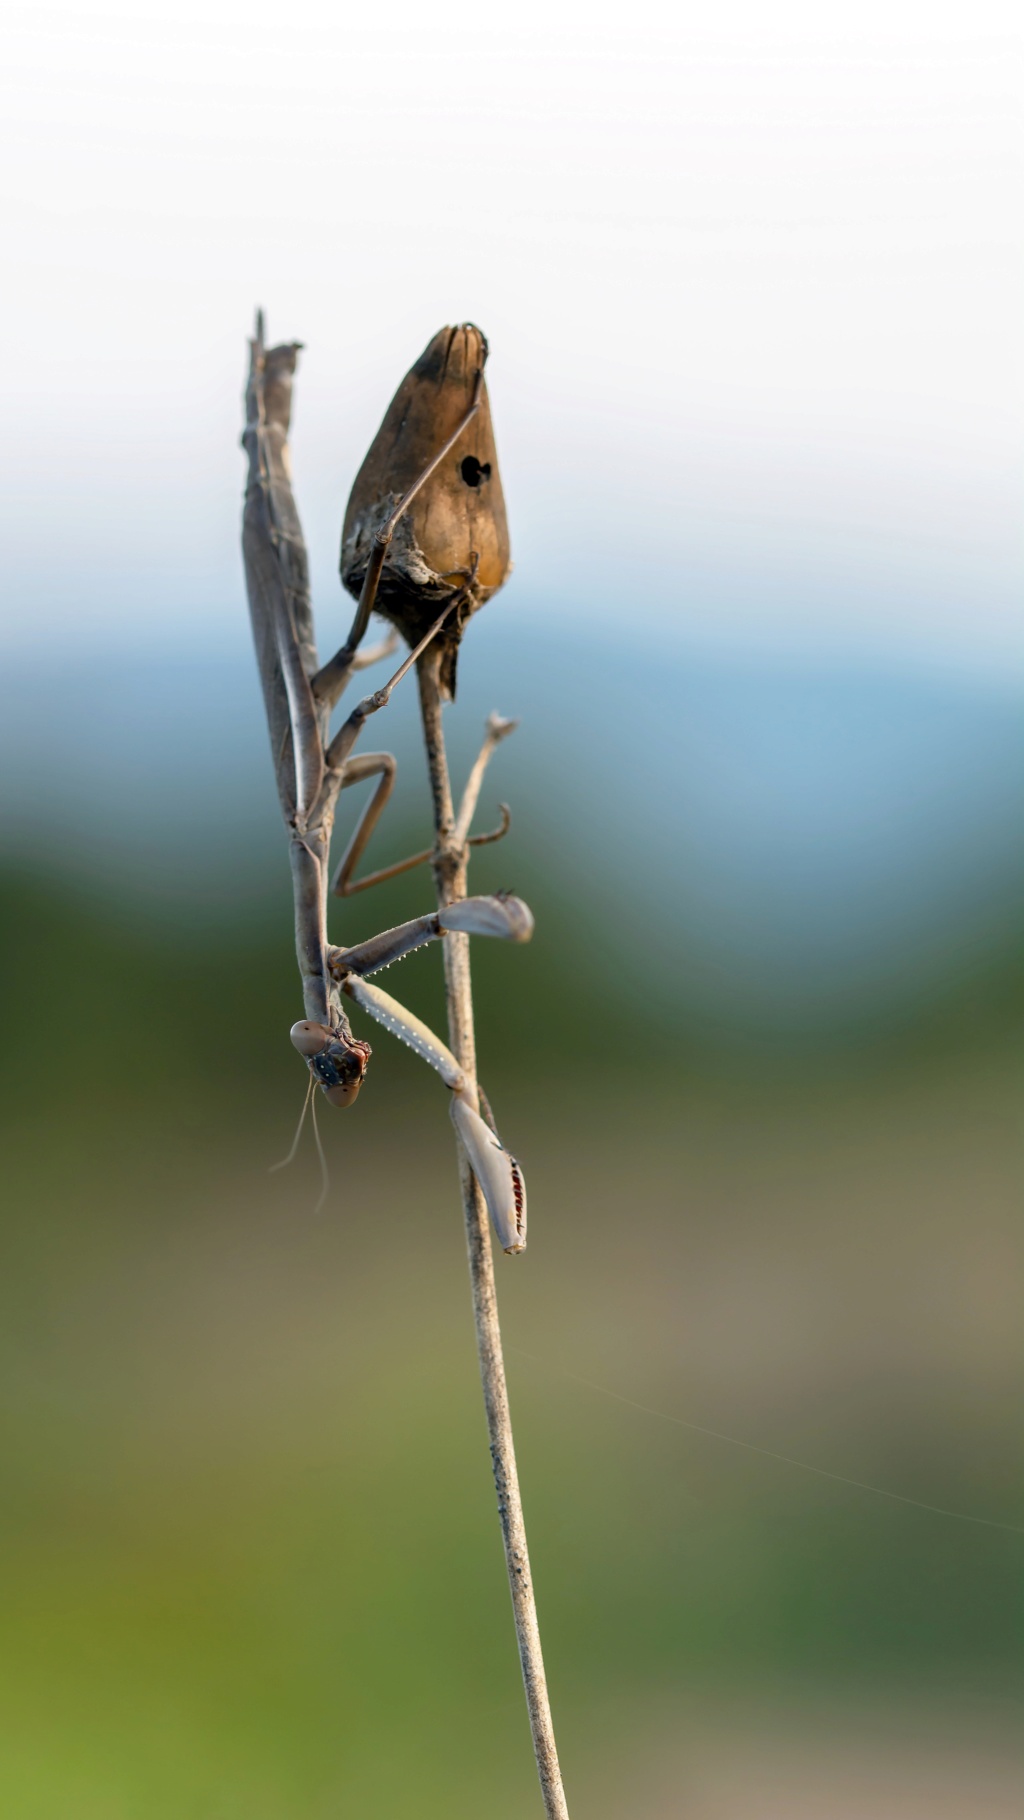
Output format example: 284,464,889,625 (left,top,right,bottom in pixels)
449,1095,527,1255
322,894,532,1252
324,892,532,1079
290,891,531,1113
336,974,526,1254
329,893,534,978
